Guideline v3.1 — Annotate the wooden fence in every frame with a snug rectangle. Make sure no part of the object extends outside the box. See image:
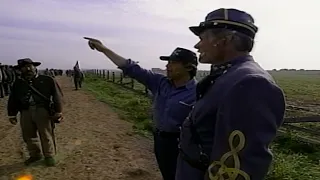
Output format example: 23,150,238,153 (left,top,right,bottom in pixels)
85,69,320,145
